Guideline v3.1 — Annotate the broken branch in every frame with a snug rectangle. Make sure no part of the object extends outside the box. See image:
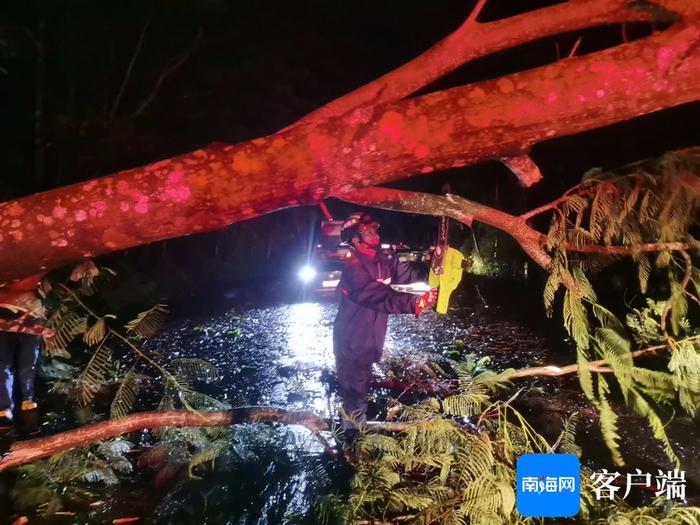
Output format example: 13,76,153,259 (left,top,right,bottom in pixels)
0,408,327,472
